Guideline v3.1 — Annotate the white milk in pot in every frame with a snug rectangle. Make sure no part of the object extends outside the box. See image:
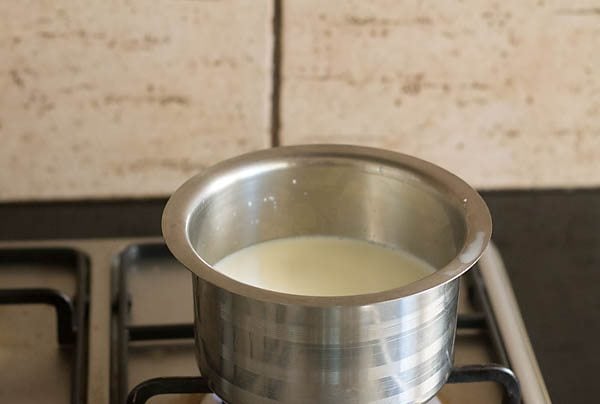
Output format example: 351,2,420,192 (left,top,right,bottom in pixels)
213,236,436,296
